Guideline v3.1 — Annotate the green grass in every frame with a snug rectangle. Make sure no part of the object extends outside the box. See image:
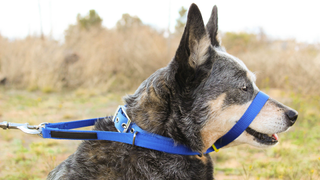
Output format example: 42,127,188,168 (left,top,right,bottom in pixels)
0,88,319,179
0,88,124,179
